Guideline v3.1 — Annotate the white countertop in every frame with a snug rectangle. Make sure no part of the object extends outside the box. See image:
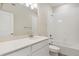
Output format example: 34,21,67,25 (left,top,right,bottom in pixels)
0,36,48,55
